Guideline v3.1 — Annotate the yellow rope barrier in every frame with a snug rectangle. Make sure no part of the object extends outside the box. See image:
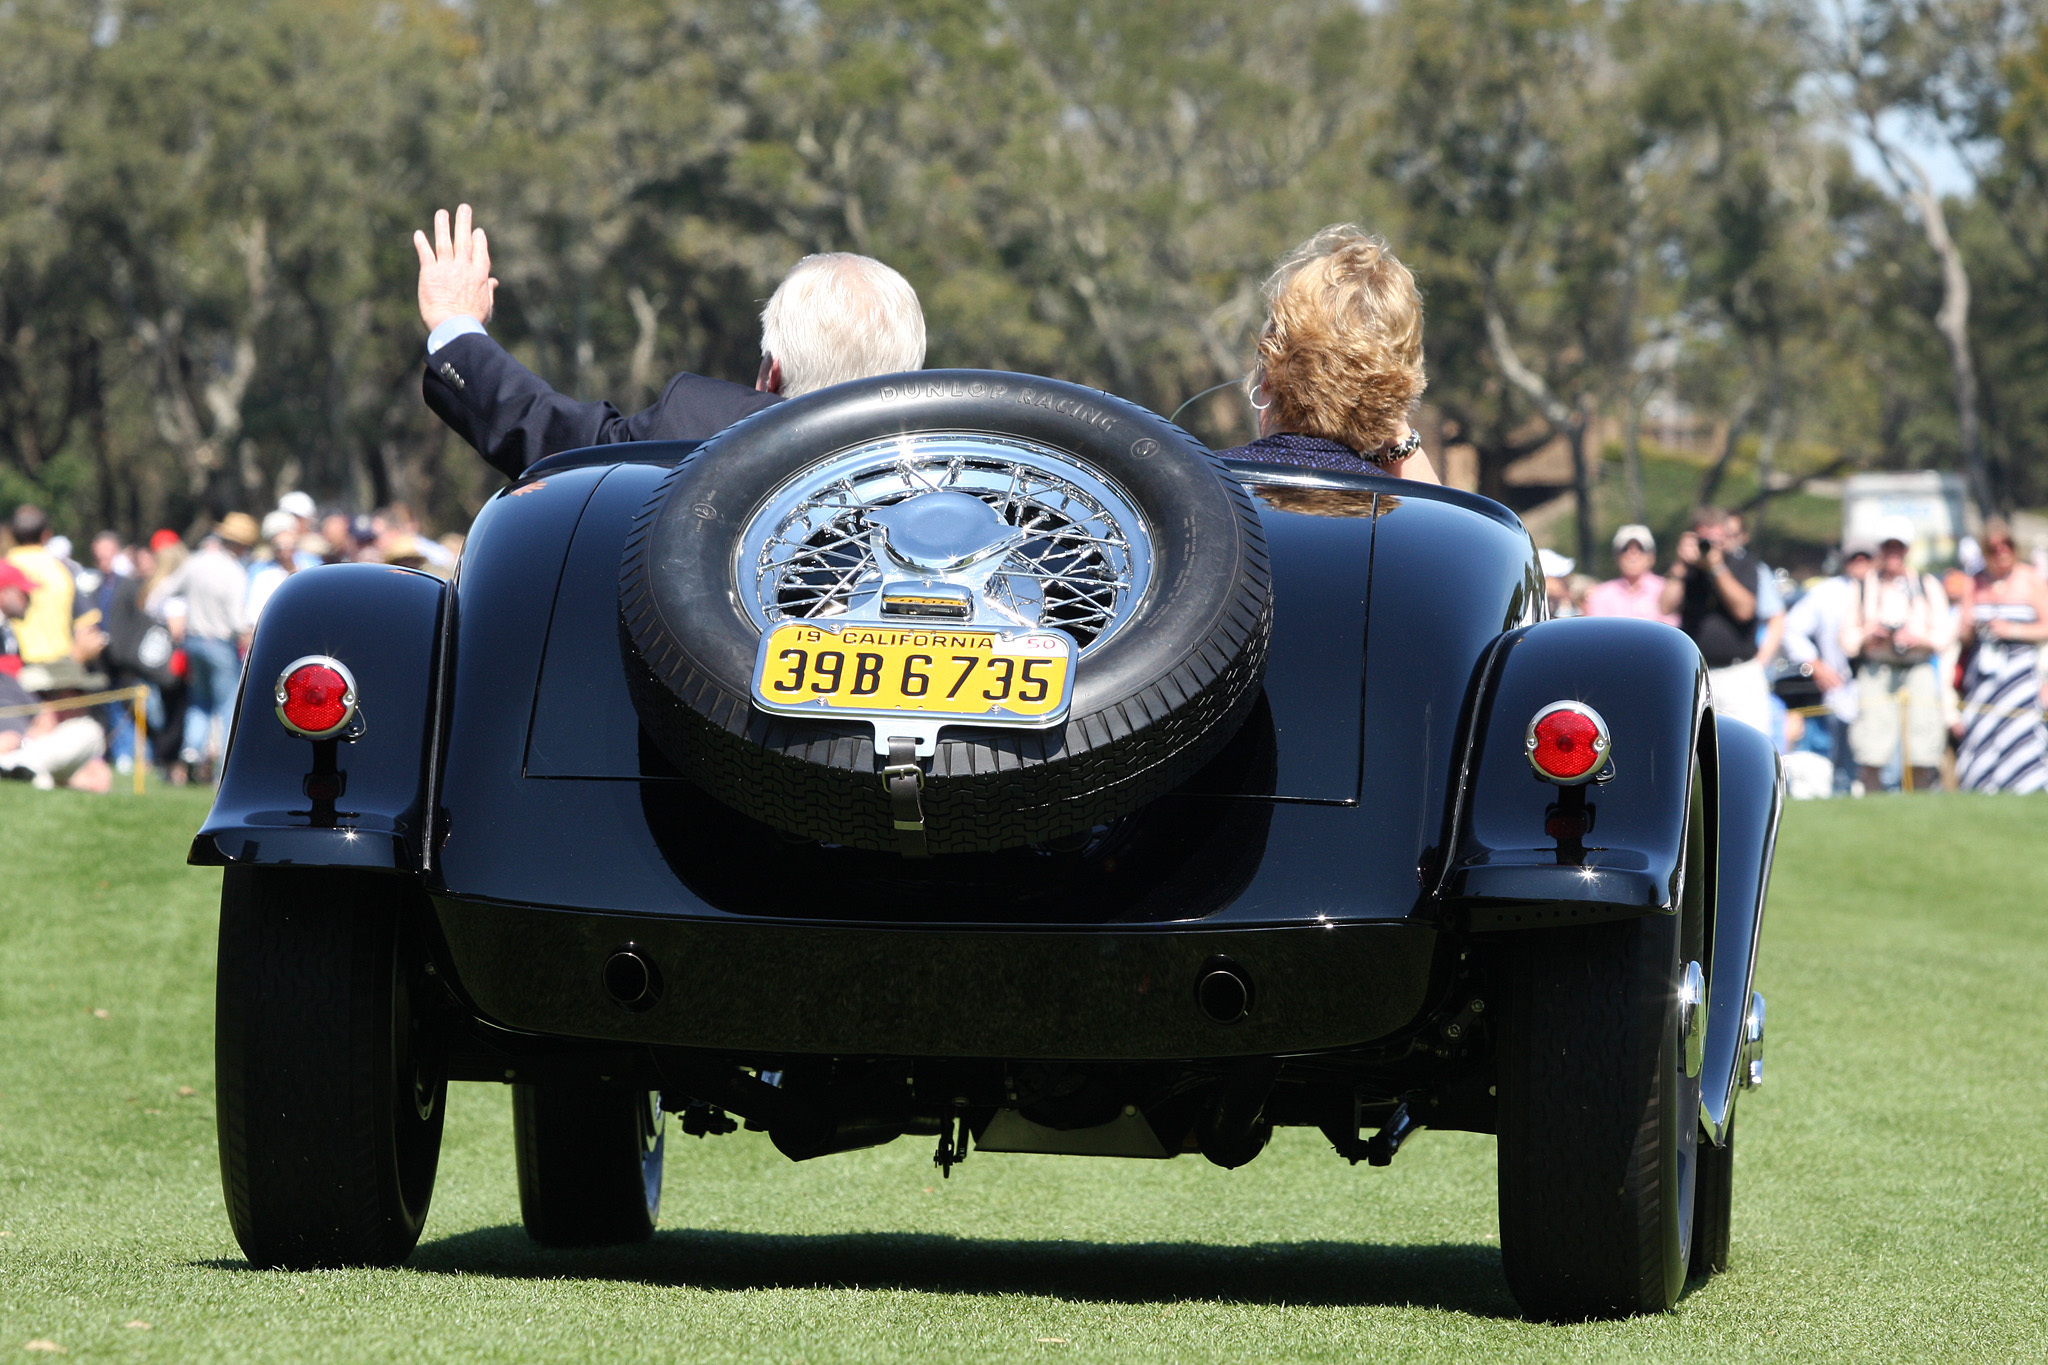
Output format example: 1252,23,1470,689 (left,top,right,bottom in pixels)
1784,700,2044,720
0,684,152,795
0,683,153,718
1783,676,2048,792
